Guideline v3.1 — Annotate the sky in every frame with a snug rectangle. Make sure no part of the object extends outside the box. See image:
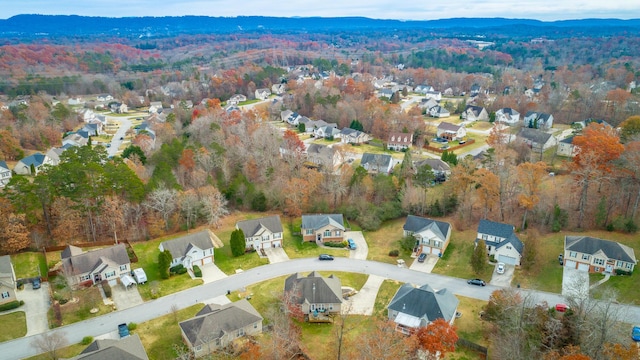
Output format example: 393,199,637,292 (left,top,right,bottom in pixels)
1,0,638,21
